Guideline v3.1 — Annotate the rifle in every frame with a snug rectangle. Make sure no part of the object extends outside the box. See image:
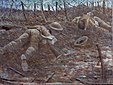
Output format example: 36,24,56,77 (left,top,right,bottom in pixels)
47,42,61,58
